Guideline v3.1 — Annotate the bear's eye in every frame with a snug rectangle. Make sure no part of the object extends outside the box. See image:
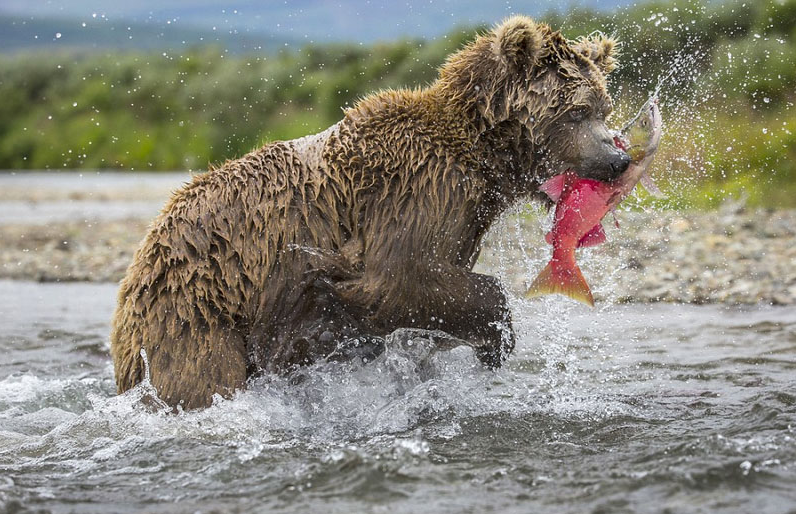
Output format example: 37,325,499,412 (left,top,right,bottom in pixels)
569,107,589,122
